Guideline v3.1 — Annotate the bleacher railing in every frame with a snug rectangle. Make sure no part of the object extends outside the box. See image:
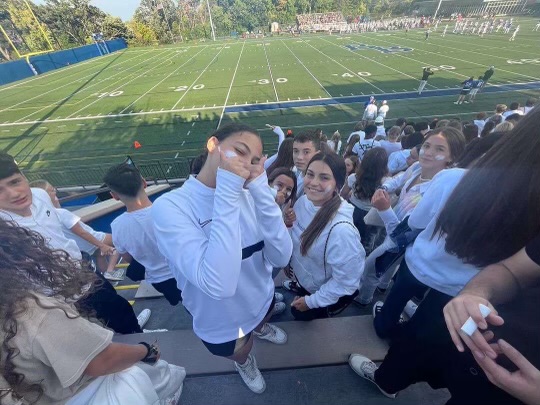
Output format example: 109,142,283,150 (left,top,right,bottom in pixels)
23,158,192,188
